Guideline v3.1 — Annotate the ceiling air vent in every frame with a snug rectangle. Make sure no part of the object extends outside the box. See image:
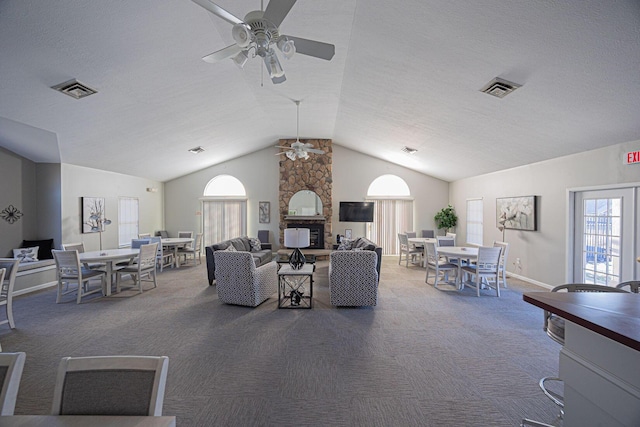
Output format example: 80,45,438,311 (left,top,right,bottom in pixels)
51,79,98,99
480,77,521,99
188,146,205,154
402,146,418,155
